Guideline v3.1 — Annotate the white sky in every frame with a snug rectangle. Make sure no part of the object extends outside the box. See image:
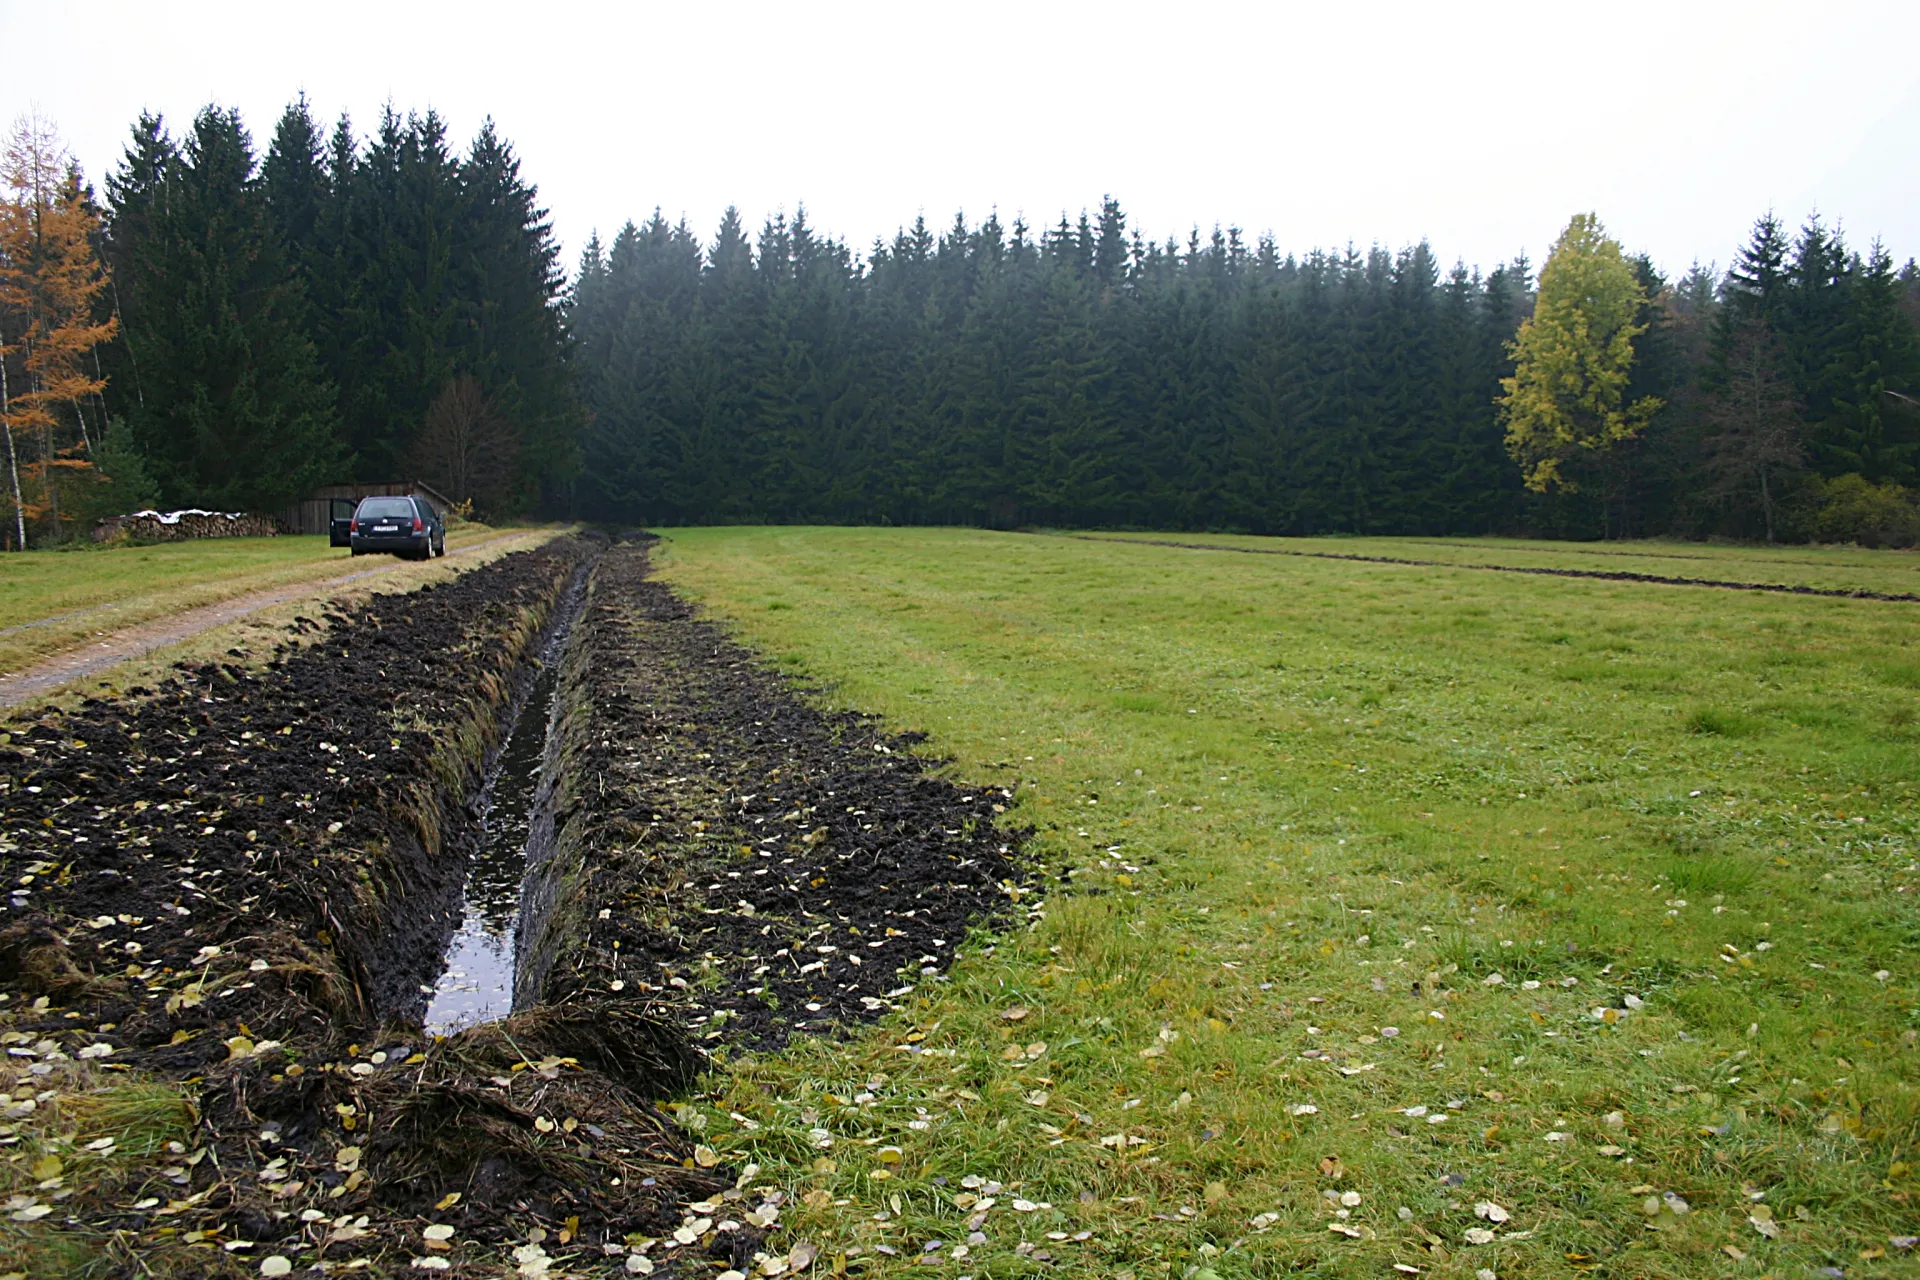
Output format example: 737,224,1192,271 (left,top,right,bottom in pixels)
7,0,1920,282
